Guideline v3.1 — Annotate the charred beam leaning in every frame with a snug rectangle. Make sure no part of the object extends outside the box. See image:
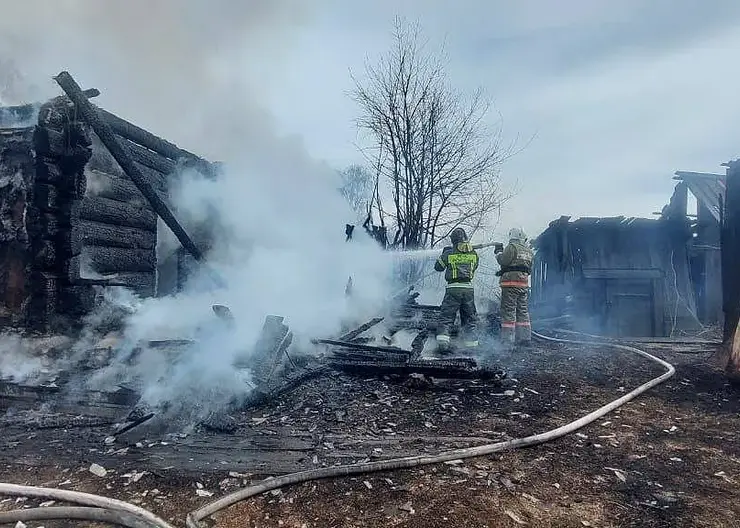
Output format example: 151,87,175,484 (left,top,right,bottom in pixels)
53,72,209,266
